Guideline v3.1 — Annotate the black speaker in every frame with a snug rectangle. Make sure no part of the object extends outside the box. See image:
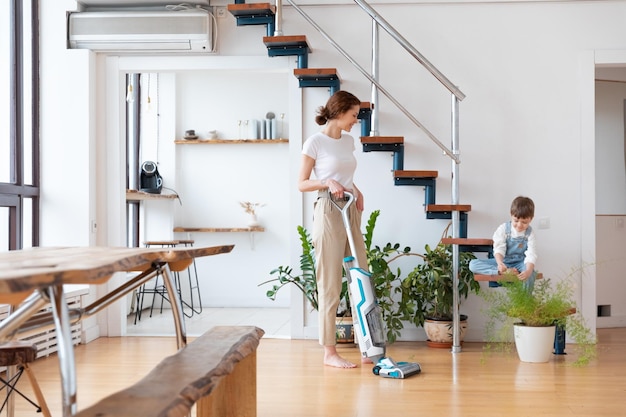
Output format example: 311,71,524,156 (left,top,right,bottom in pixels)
139,161,163,194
